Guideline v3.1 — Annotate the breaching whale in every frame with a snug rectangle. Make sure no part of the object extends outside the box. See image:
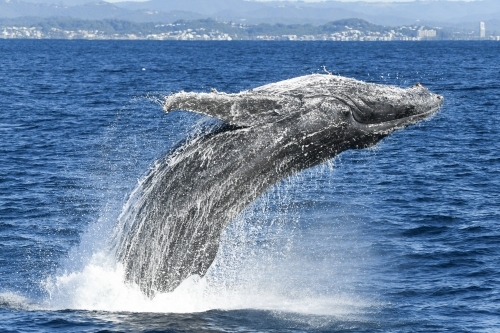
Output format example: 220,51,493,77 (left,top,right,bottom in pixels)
113,74,443,297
